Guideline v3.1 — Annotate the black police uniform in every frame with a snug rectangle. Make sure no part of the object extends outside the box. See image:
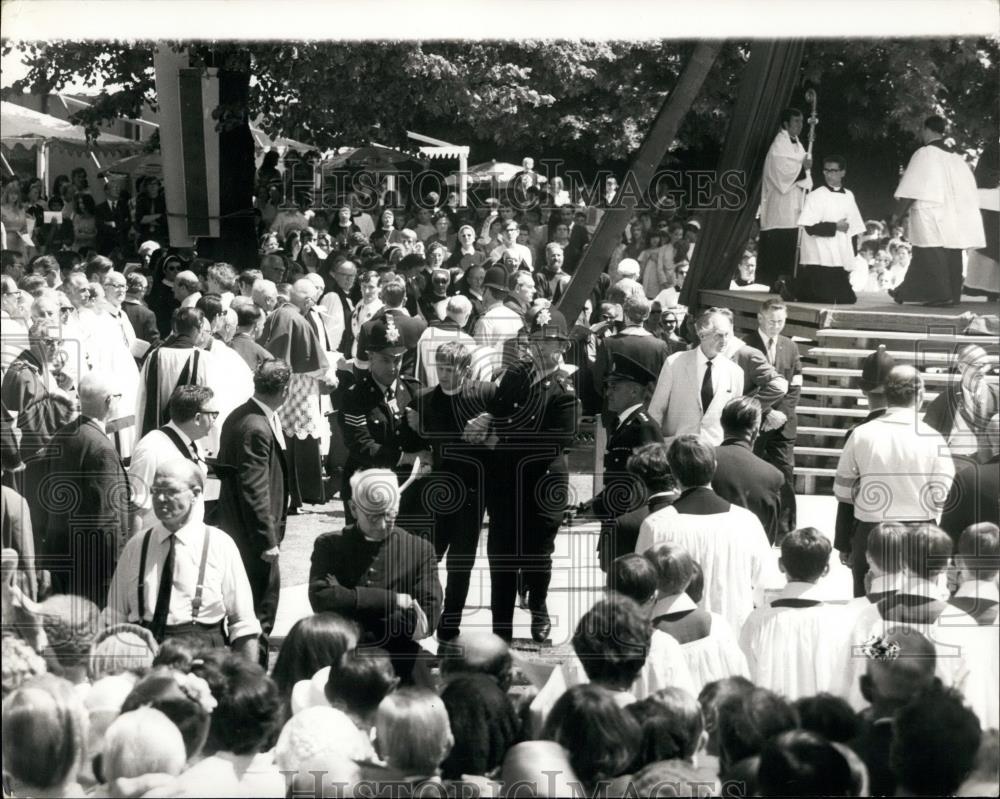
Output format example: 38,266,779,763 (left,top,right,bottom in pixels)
591,405,663,519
